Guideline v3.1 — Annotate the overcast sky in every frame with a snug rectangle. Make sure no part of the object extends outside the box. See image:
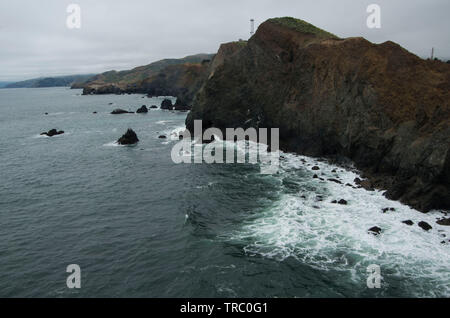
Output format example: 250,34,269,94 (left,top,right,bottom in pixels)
0,0,449,81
